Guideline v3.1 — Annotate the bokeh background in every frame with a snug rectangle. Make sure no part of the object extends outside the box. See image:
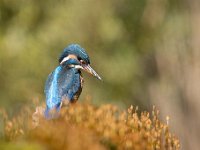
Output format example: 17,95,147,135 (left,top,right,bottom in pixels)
0,0,199,149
